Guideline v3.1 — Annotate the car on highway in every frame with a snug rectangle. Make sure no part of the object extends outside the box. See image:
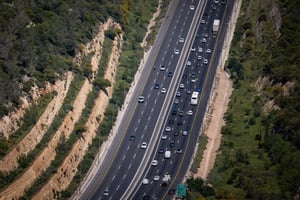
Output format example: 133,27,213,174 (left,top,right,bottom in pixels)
169,140,175,147
186,89,192,94
103,188,109,196
204,58,208,64
176,148,183,154
168,71,173,77
165,126,171,132
179,83,184,89
159,148,164,154
141,142,147,149
168,119,174,125
189,5,195,10
161,134,167,140
174,98,180,104
203,33,209,38
176,91,181,97
201,19,205,24
191,78,196,83
129,135,136,141
183,130,188,136
138,96,145,103
197,55,202,60
160,65,166,71
191,47,196,52
172,110,177,115
178,110,184,116
168,189,175,195
161,87,167,94
154,83,160,89
174,49,179,54
142,178,149,185
206,49,211,53
174,131,179,136
153,175,160,181
198,47,203,52
187,110,193,115
187,61,191,66
151,160,158,166
201,38,207,43
177,120,183,126
179,37,184,43
221,0,226,4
